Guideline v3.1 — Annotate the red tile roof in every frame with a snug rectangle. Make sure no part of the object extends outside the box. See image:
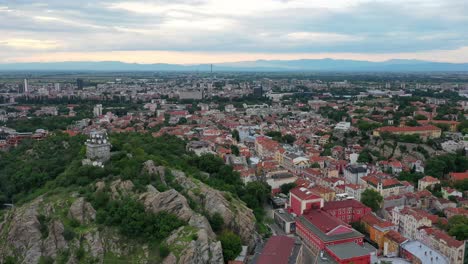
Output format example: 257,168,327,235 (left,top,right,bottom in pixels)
303,210,352,234
384,230,407,244
257,236,295,264
290,187,321,201
420,175,440,183
361,213,394,229
420,227,464,248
